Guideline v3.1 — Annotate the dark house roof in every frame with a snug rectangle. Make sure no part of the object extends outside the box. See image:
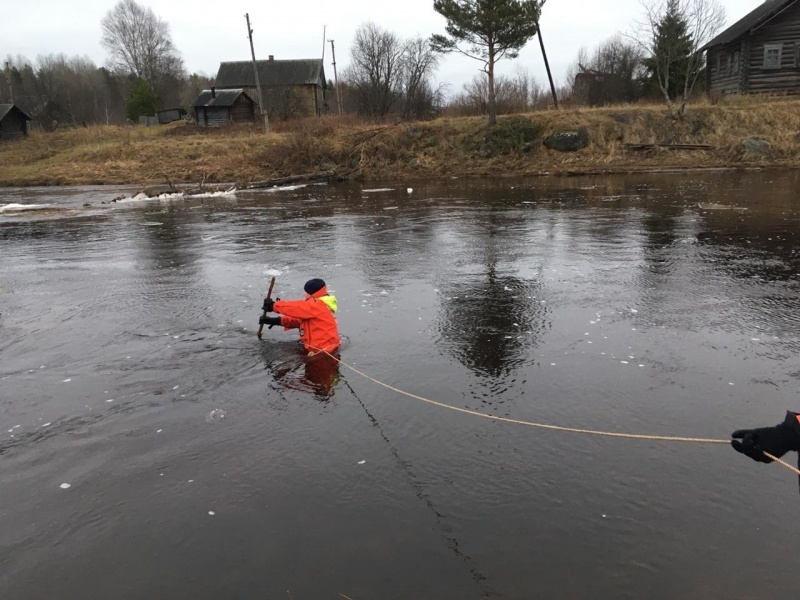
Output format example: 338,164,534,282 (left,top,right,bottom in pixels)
702,0,798,49
215,59,327,89
0,103,32,121
192,89,254,108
